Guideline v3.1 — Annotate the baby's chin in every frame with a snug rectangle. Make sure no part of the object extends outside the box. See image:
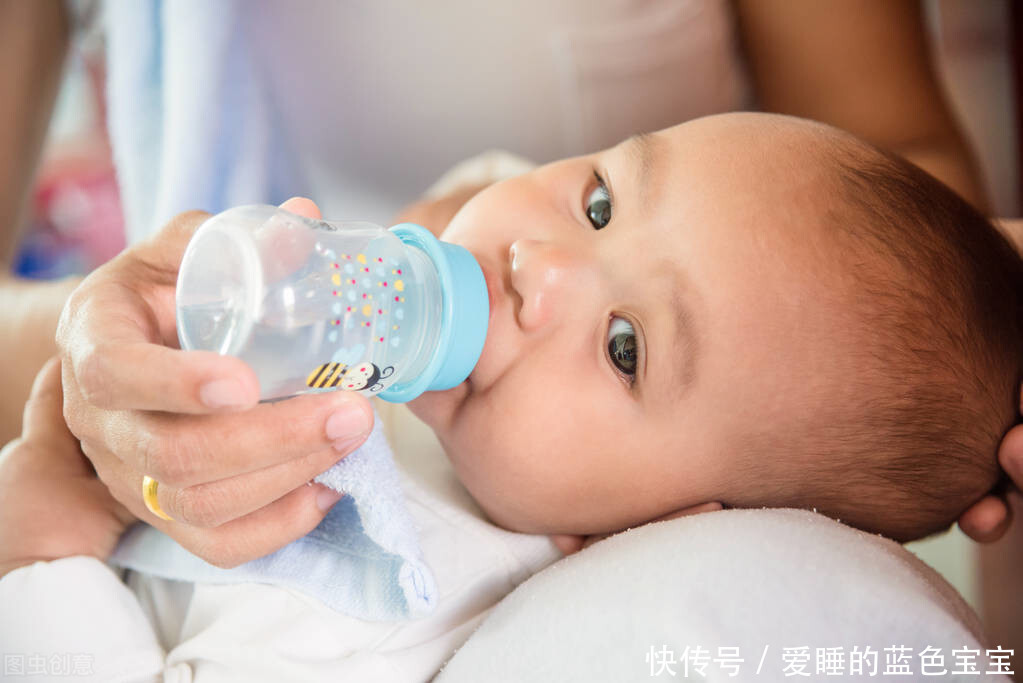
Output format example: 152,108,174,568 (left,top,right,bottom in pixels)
405,380,469,434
